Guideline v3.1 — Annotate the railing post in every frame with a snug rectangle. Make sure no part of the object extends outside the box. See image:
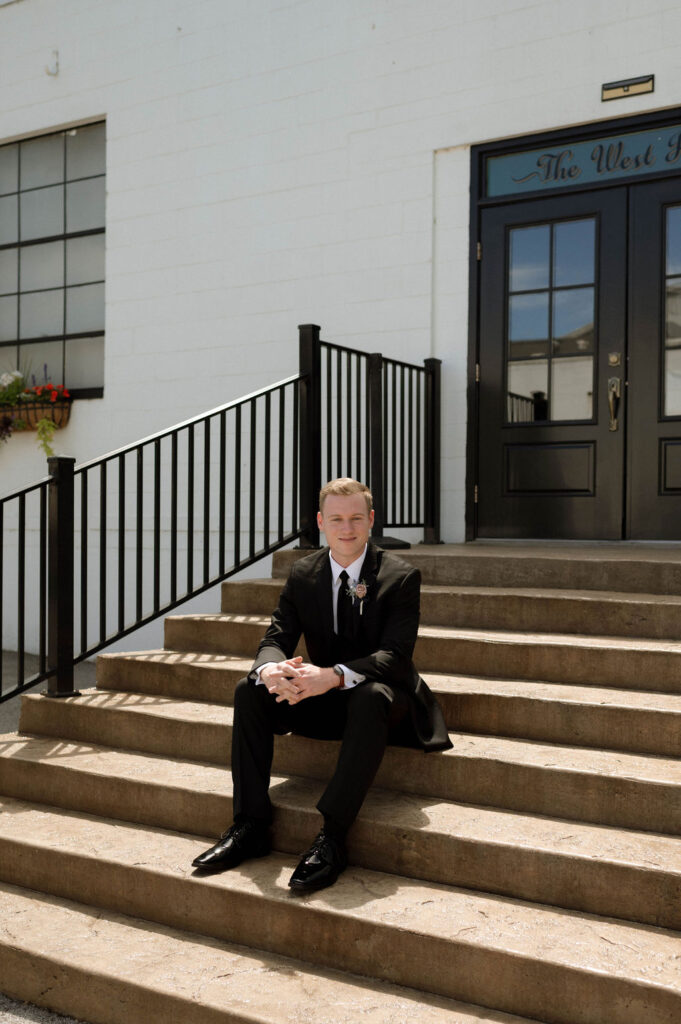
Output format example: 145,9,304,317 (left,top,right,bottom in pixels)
423,357,442,544
368,352,385,538
46,455,79,697
298,323,322,547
